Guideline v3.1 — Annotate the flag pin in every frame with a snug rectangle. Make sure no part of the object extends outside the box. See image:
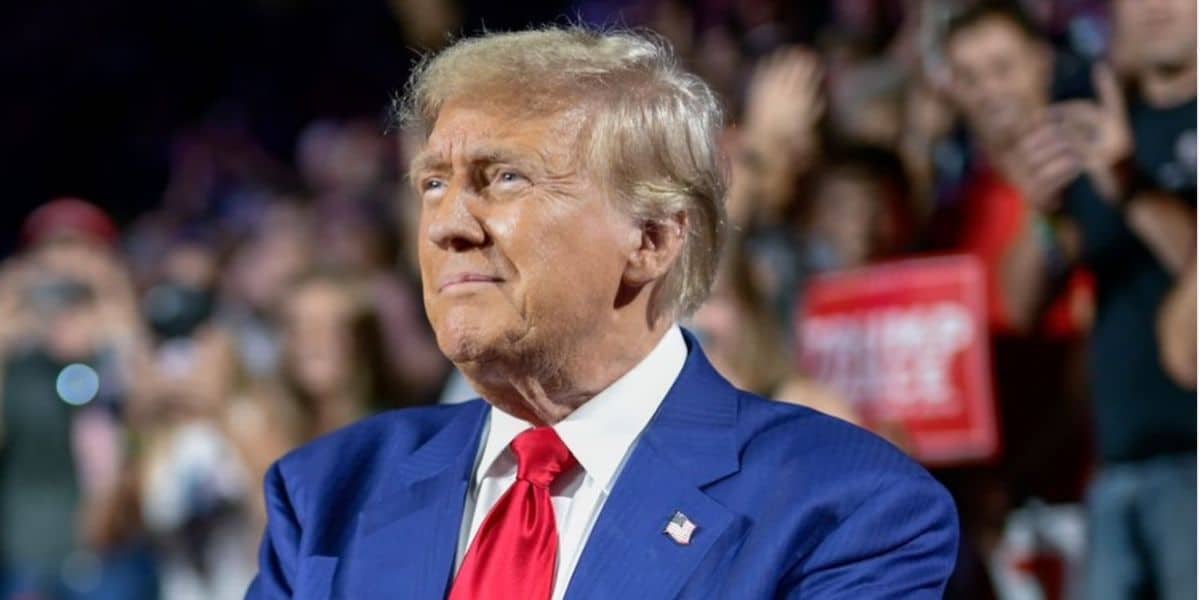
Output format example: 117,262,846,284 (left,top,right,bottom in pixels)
664,511,697,545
